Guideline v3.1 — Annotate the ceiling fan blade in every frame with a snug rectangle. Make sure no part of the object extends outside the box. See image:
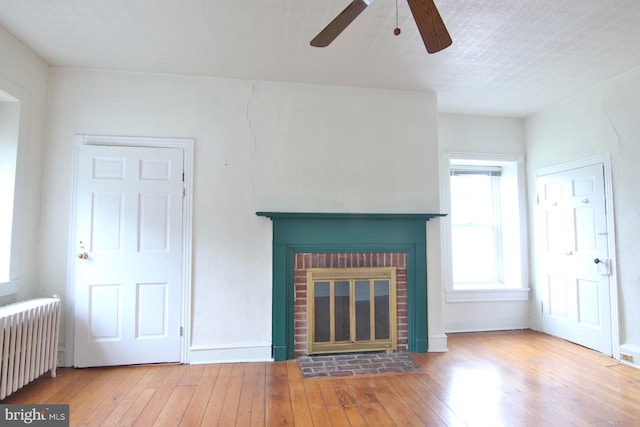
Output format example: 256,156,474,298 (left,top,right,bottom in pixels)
310,0,373,47
406,0,452,53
